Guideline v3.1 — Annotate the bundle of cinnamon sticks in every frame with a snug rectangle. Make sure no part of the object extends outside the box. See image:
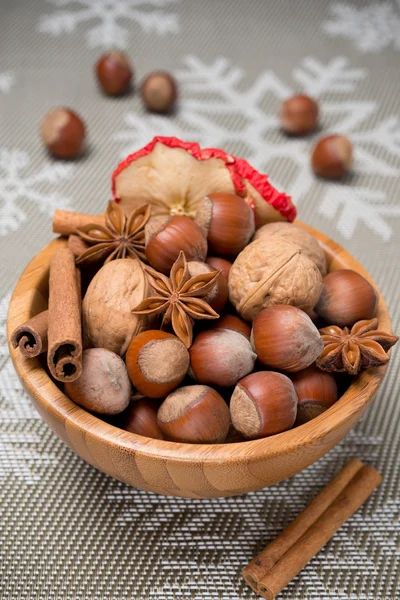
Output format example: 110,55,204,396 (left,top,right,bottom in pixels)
242,459,381,599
